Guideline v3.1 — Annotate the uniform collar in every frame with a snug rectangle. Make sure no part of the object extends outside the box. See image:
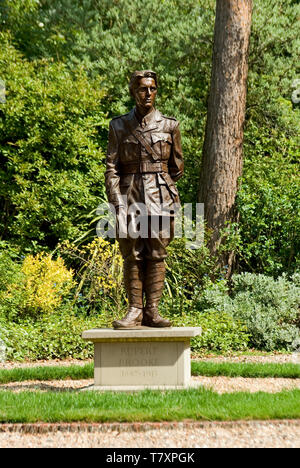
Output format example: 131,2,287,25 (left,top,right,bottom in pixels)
133,107,163,132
